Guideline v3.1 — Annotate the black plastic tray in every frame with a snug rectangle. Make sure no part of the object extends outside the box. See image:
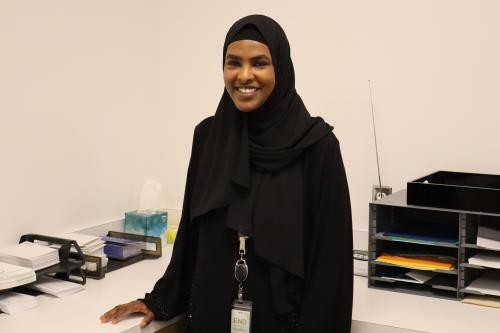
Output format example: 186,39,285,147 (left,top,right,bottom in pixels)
407,171,500,213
